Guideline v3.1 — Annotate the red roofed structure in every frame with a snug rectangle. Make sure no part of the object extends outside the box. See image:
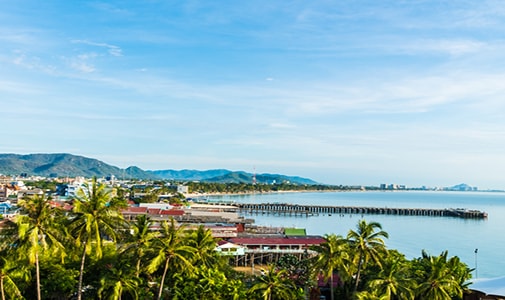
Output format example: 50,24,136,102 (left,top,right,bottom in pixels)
225,235,325,267
229,236,325,251
122,206,185,221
